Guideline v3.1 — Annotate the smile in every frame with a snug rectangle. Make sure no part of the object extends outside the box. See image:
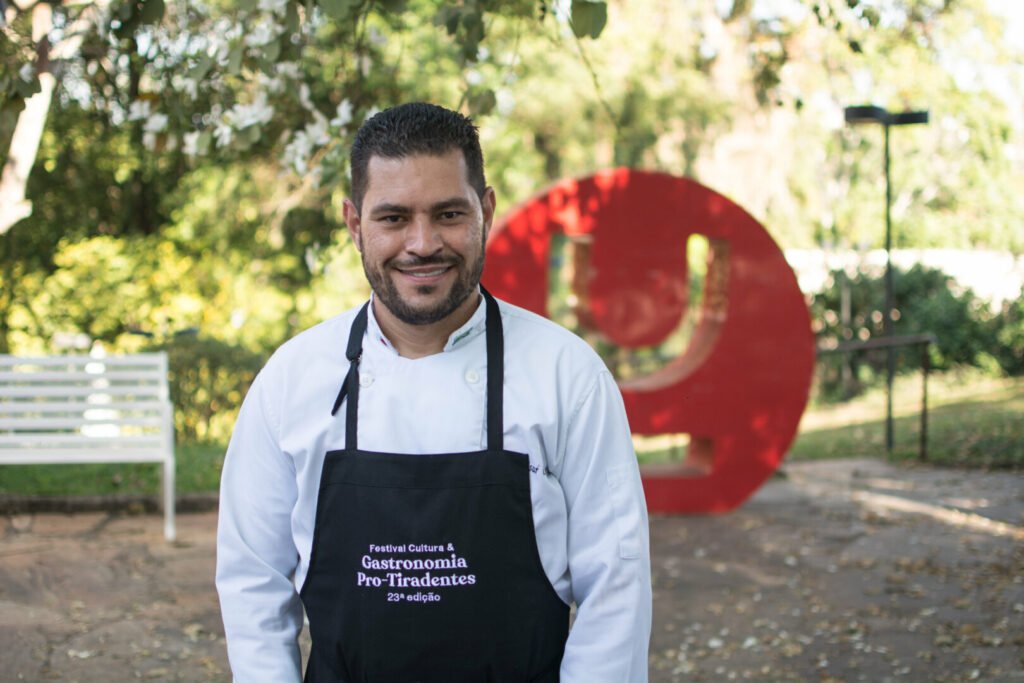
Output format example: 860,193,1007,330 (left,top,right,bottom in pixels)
395,266,453,279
